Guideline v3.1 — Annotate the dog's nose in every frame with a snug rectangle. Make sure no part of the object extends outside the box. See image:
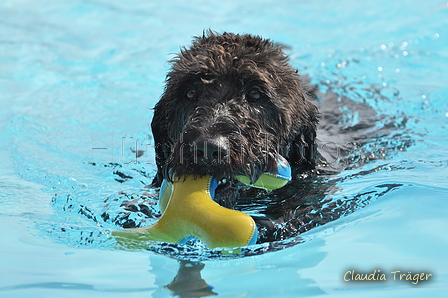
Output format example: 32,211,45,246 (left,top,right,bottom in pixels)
190,137,229,164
